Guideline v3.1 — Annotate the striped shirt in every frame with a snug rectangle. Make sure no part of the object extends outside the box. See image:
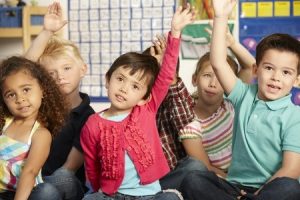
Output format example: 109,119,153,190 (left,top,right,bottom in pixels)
179,100,234,171
0,118,43,192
